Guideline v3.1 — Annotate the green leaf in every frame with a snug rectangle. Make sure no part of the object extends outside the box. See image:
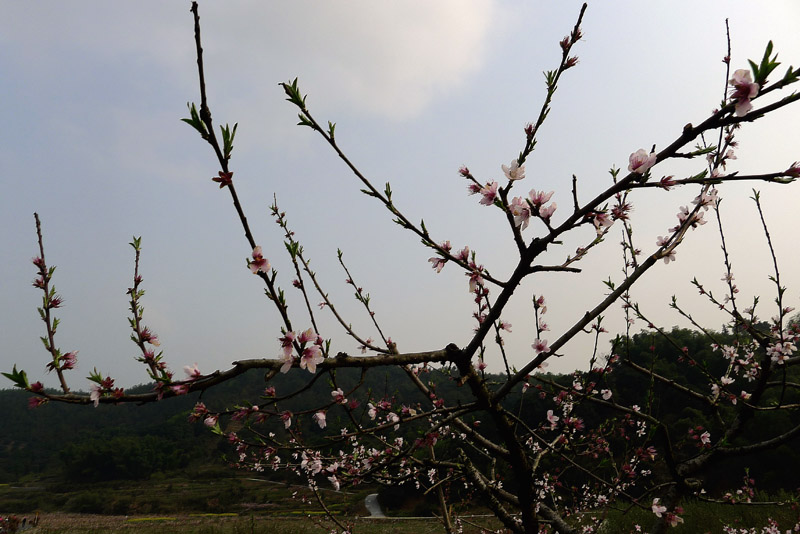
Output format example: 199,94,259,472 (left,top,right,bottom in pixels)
297,114,314,128
1,365,30,389
751,40,780,87
220,122,238,160
181,102,209,139
281,78,307,109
